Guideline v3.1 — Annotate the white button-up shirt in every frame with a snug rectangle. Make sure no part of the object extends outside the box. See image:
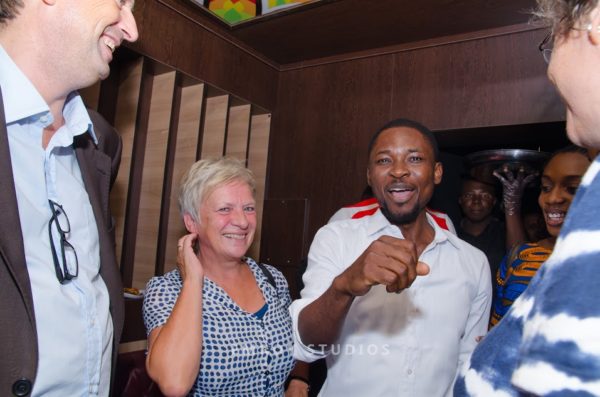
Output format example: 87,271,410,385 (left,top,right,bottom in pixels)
1,45,113,397
290,209,491,397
